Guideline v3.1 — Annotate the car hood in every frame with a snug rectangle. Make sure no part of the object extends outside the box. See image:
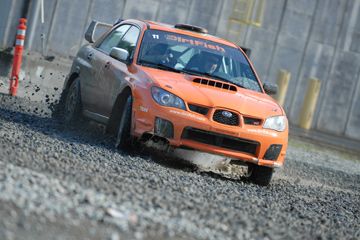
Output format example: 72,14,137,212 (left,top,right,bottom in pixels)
139,66,284,119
